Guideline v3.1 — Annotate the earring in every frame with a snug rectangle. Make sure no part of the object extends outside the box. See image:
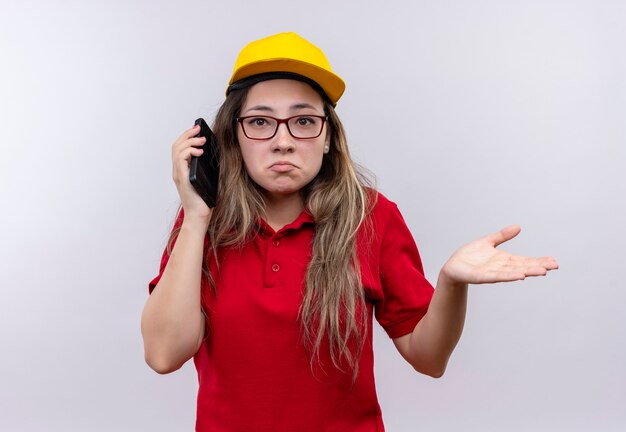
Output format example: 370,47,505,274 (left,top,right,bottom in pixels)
324,145,329,154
